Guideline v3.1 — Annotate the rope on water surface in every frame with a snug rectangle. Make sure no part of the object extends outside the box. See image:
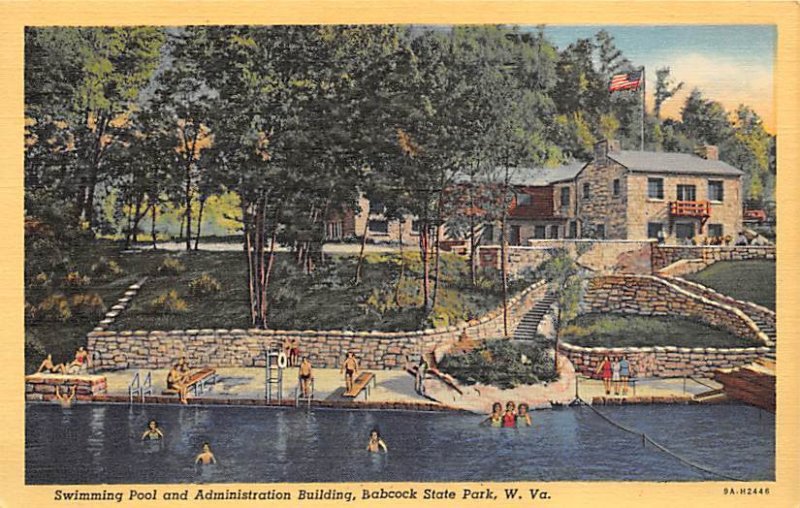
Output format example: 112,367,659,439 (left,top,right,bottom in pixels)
577,398,745,482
